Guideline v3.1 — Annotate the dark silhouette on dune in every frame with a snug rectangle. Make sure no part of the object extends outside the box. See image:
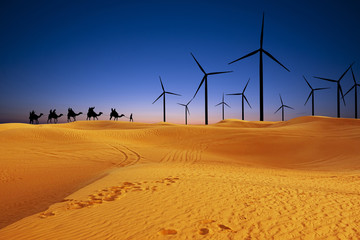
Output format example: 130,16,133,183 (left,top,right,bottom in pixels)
343,68,360,119
47,109,63,123
177,99,192,125
229,13,290,121
215,93,230,121
129,113,133,122
313,63,354,118
29,111,43,124
191,52,232,125
67,108,82,122
275,94,294,121
303,76,329,116
227,78,252,120
86,107,103,120
110,108,125,121
152,76,181,122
